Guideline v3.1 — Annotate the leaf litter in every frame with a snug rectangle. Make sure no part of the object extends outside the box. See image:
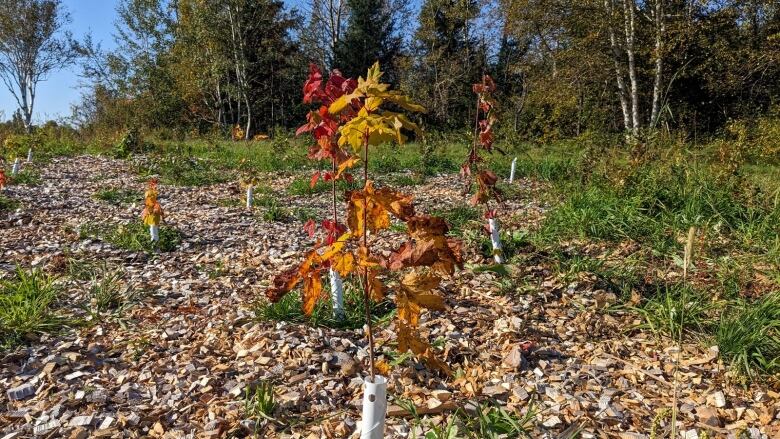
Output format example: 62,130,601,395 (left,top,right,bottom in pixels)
0,156,777,438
